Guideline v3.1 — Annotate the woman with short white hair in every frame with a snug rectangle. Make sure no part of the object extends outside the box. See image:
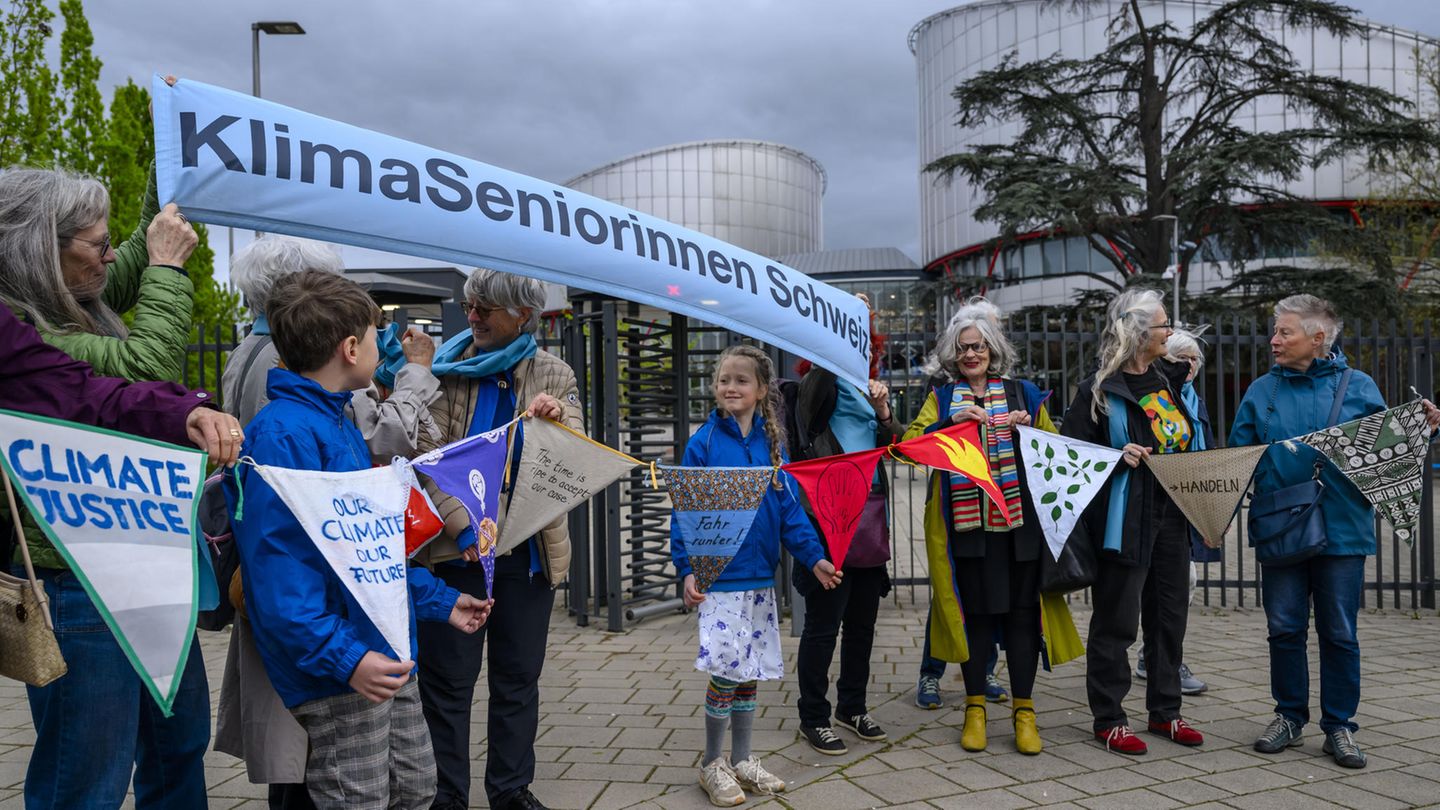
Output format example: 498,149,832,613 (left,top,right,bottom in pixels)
1230,293,1440,769
1062,288,1205,756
